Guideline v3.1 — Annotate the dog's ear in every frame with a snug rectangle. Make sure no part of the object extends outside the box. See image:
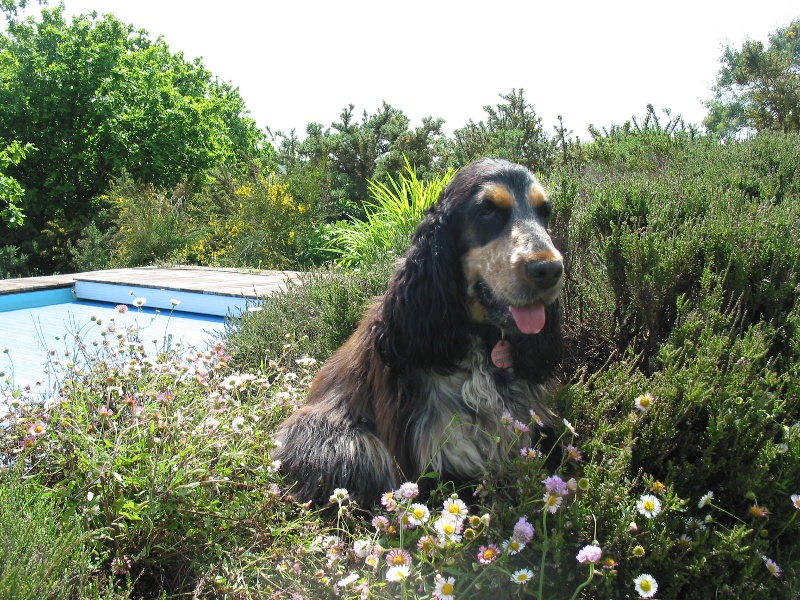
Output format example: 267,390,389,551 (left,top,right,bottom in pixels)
377,203,469,370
